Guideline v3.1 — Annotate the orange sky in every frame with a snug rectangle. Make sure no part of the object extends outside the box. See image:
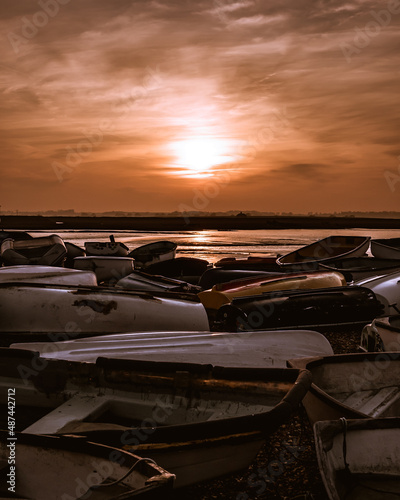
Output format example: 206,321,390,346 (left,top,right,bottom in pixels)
1,0,400,213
